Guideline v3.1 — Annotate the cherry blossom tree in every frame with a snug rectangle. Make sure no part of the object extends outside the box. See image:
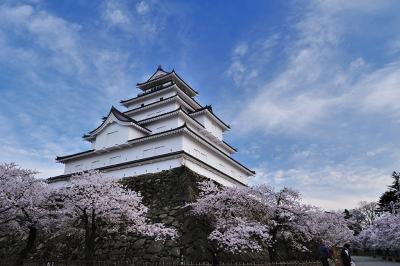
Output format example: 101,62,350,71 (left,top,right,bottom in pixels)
0,163,51,265
304,210,354,247
189,181,271,254
344,201,379,235
51,171,176,264
357,212,400,251
189,181,354,262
